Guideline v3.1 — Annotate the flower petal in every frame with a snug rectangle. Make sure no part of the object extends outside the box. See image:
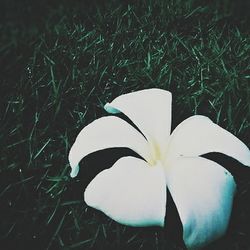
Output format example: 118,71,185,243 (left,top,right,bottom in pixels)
84,156,167,227
167,115,250,166
166,157,236,249
68,116,150,177
104,89,172,150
